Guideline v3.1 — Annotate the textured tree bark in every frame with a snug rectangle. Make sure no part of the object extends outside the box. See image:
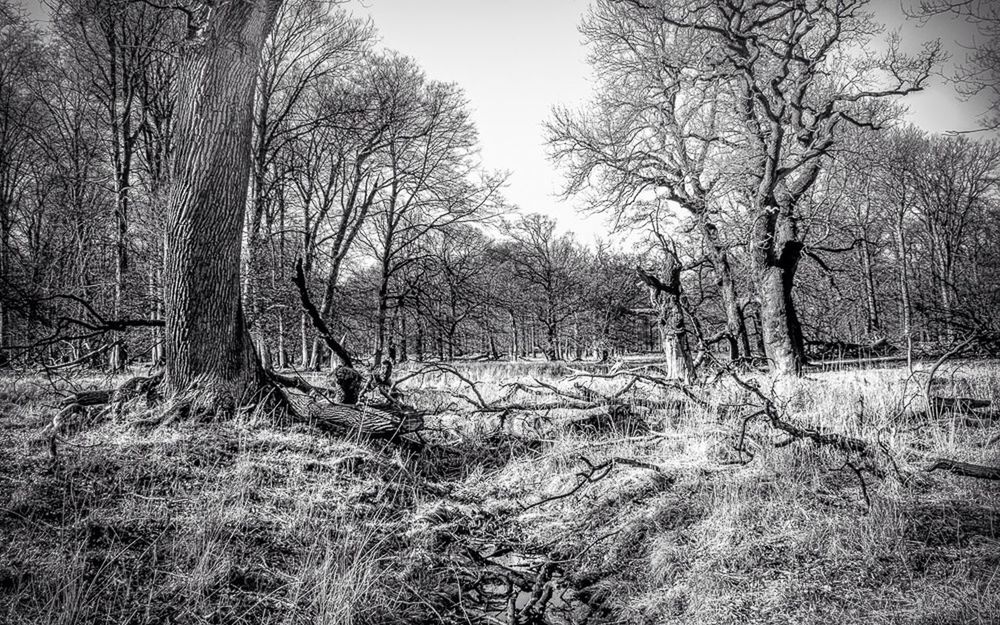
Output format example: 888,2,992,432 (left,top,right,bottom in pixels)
753,209,805,376
398,311,408,362
895,212,913,369
701,222,751,360
0,196,8,365
415,320,424,362
637,254,695,384
163,0,282,407
372,264,391,366
858,241,881,334
543,313,559,361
